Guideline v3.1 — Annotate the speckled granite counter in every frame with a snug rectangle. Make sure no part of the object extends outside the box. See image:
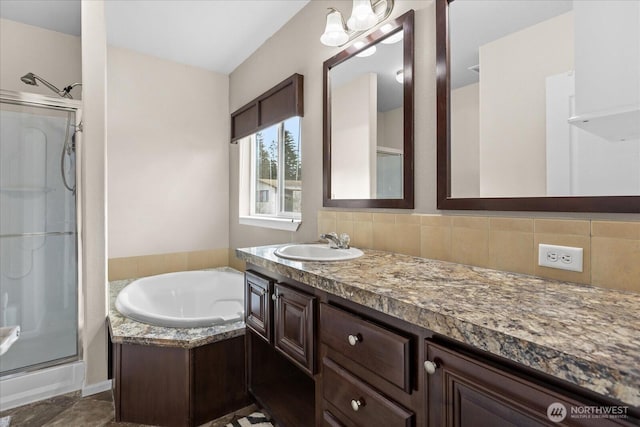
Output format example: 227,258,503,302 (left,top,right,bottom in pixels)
237,245,640,408
108,267,245,349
